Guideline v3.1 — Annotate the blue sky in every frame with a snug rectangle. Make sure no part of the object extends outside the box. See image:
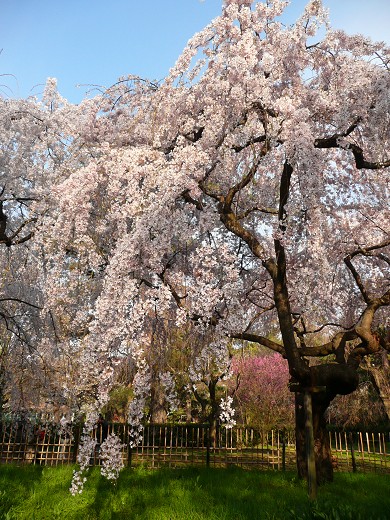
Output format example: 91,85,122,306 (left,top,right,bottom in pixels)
1,0,389,103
